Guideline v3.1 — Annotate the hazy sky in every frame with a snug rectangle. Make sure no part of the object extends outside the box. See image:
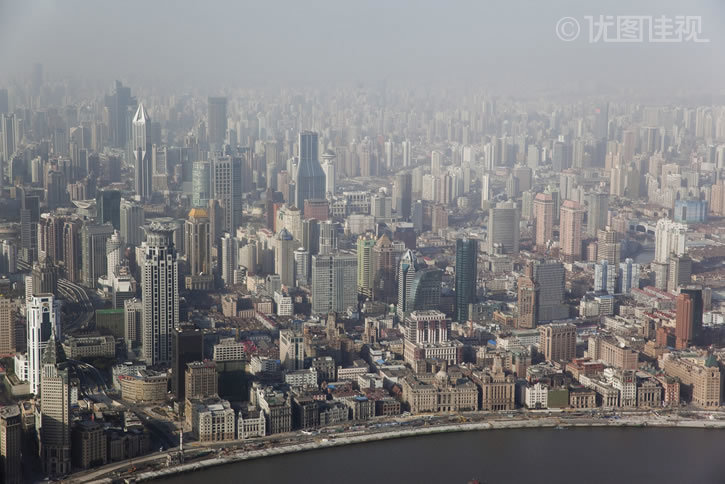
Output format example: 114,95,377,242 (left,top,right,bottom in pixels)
1,0,723,95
